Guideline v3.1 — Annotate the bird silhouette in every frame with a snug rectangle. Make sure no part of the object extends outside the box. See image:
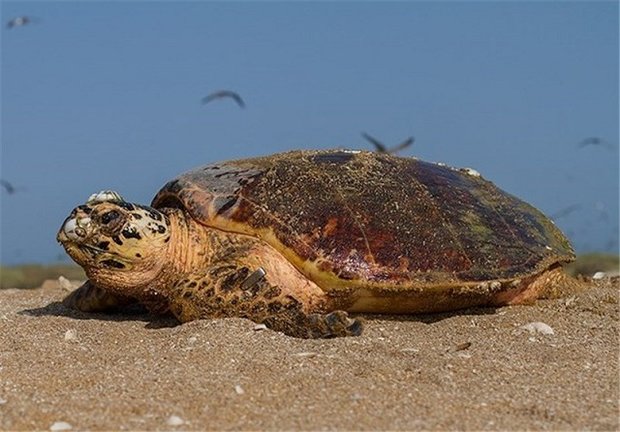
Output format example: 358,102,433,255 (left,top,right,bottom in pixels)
361,132,414,154
7,16,33,29
577,137,615,151
1,179,16,194
201,90,245,109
